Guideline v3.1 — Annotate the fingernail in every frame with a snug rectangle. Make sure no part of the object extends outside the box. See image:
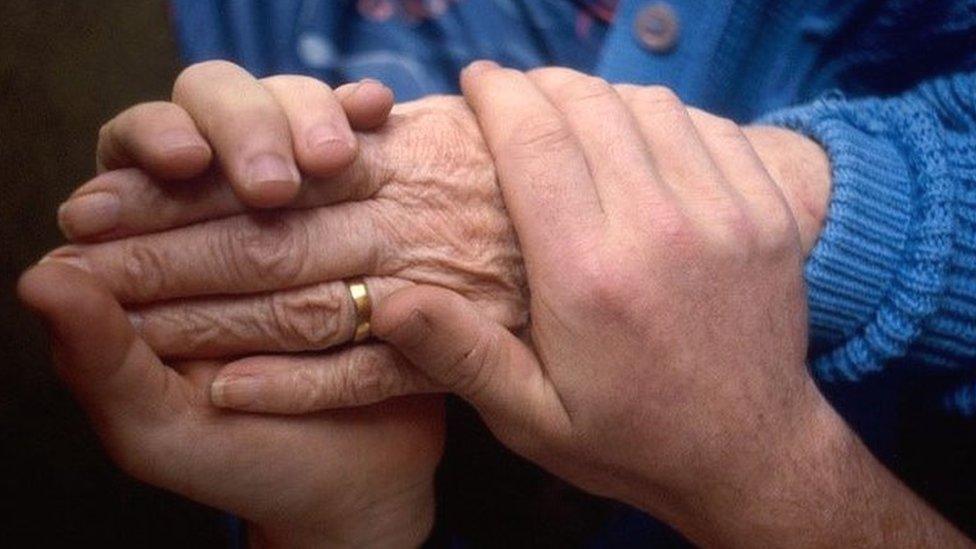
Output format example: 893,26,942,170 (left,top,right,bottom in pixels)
38,252,91,274
57,192,120,238
246,153,300,192
156,129,208,155
464,60,501,77
307,123,355,154
210,376,263,409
